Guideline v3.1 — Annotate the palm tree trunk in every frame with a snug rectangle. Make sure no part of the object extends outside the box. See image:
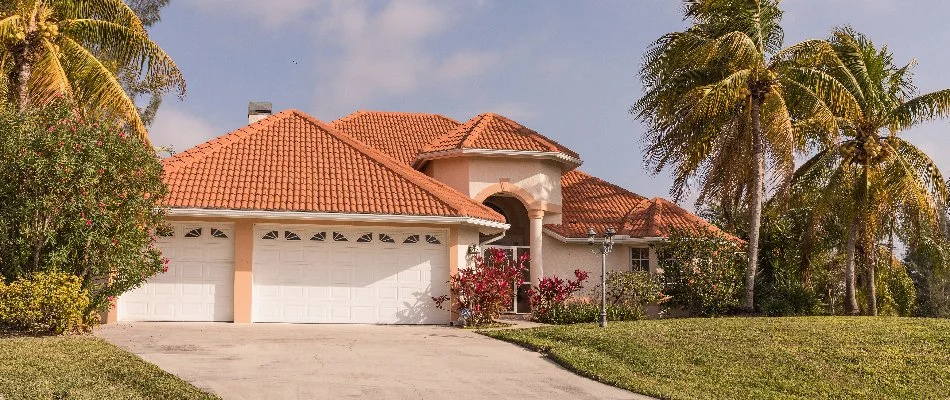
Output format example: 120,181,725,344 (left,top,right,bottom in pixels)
844,215,860,314
14,57,32,111
867,238,877,316
743,95,765,312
